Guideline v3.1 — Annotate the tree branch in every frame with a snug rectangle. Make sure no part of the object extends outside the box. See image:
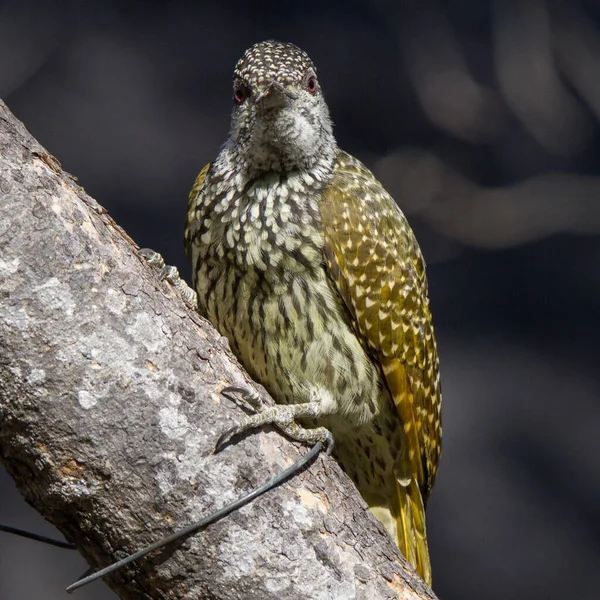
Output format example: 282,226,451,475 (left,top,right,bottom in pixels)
0,98,437,600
